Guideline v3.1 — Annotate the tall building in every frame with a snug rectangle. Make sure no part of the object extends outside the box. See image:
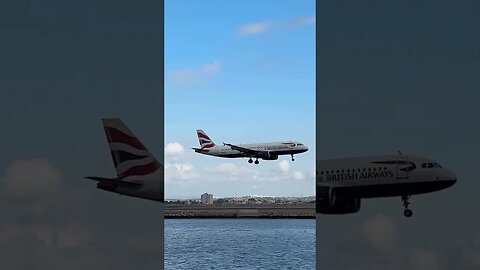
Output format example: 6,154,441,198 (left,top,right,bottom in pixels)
201,193,213,204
